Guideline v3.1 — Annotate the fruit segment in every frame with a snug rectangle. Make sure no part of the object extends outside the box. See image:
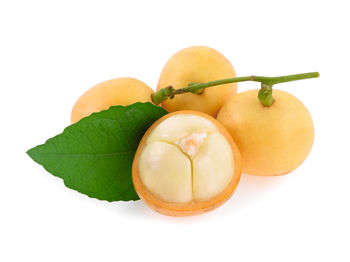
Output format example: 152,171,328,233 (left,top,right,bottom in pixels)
138,141,192,203
193,133,234,201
